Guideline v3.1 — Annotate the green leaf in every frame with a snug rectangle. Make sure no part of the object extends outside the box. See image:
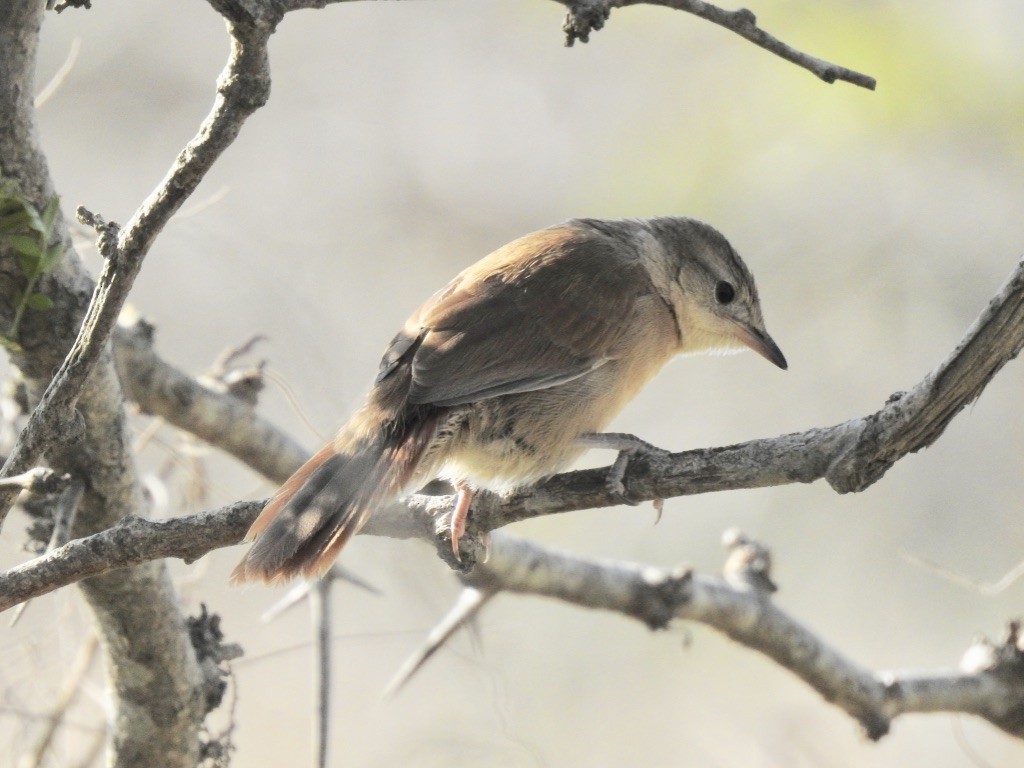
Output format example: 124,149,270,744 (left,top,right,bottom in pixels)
7,233,41,258
22,203,44,234
18,252,35,277
0,209,30,234
41,196,60,231
40,243,63,272
25,293,53,311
